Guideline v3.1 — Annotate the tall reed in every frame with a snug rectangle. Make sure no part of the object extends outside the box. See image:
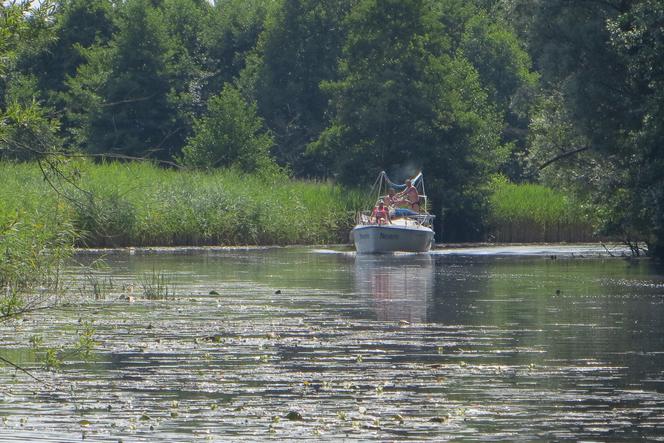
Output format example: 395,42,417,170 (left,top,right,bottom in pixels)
488,177,594,242
0,162,76,318
0,161,362,247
